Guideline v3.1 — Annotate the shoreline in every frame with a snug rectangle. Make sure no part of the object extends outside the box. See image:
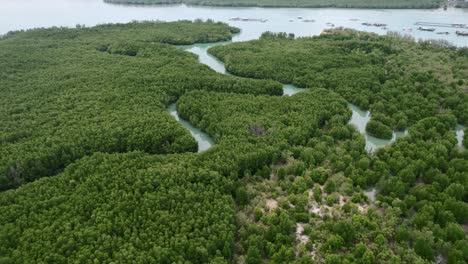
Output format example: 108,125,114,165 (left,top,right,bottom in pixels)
103,0,448,10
